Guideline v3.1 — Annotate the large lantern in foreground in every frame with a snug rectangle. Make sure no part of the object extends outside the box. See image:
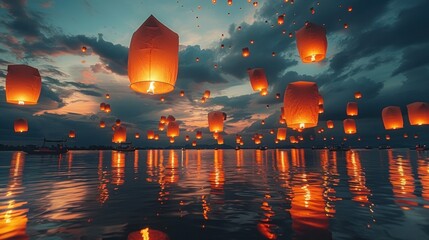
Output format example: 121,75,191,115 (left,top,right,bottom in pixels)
14,118,28,133
346,102,358,116
248,68,268,96
382,106,403,130
295,22,327,63
128,15,179,95
407,102,429,126
343,119,356,134
112,126,127,143
208,111,226,133
283,81,320,129
6,64,42,105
